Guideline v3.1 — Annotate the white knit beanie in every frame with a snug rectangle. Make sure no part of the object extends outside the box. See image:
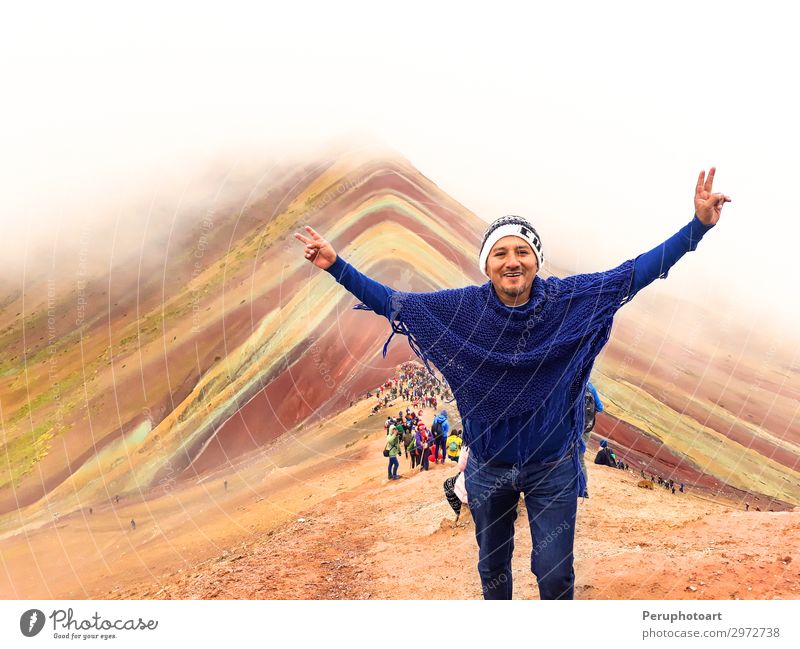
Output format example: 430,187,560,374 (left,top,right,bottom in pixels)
478,215,544,278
